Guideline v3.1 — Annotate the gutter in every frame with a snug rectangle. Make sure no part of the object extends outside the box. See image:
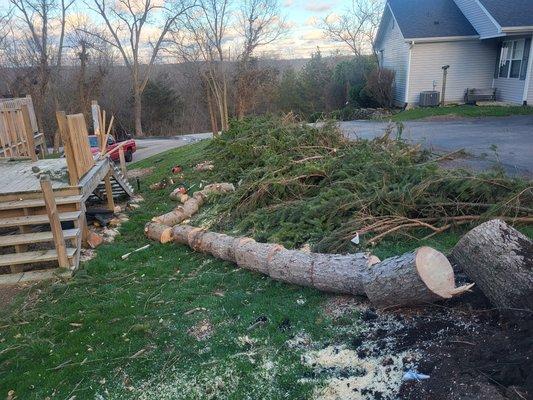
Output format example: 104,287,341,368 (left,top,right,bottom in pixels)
404,35,480,44
501,26,533,33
